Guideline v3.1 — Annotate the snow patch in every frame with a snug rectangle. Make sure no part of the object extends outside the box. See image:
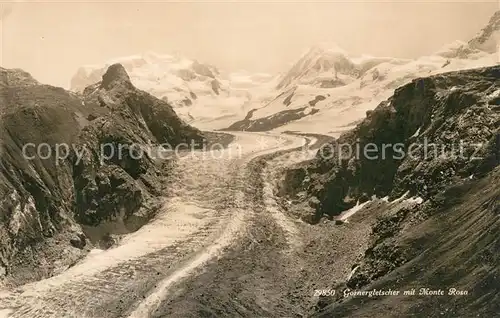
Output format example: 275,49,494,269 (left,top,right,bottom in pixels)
392,191,410,203
487,89,500,99
411,127,422,138
336,200,371,222
347,265,359,281
0,309,14,318
405,197,424,205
